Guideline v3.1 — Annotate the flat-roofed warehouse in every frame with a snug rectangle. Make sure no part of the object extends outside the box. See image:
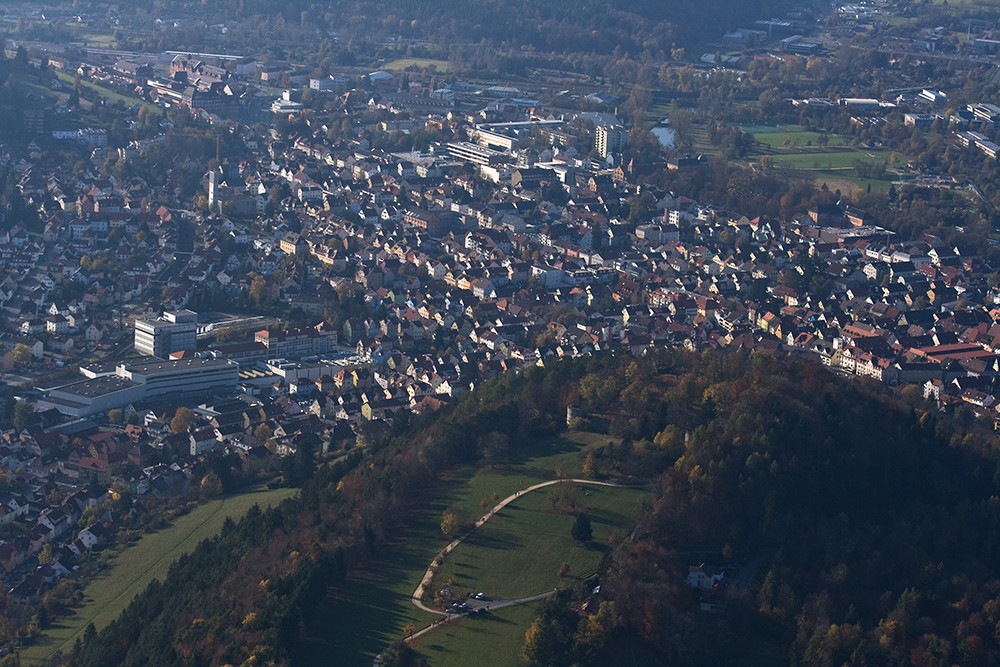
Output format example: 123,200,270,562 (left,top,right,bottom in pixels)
37,358,239,418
